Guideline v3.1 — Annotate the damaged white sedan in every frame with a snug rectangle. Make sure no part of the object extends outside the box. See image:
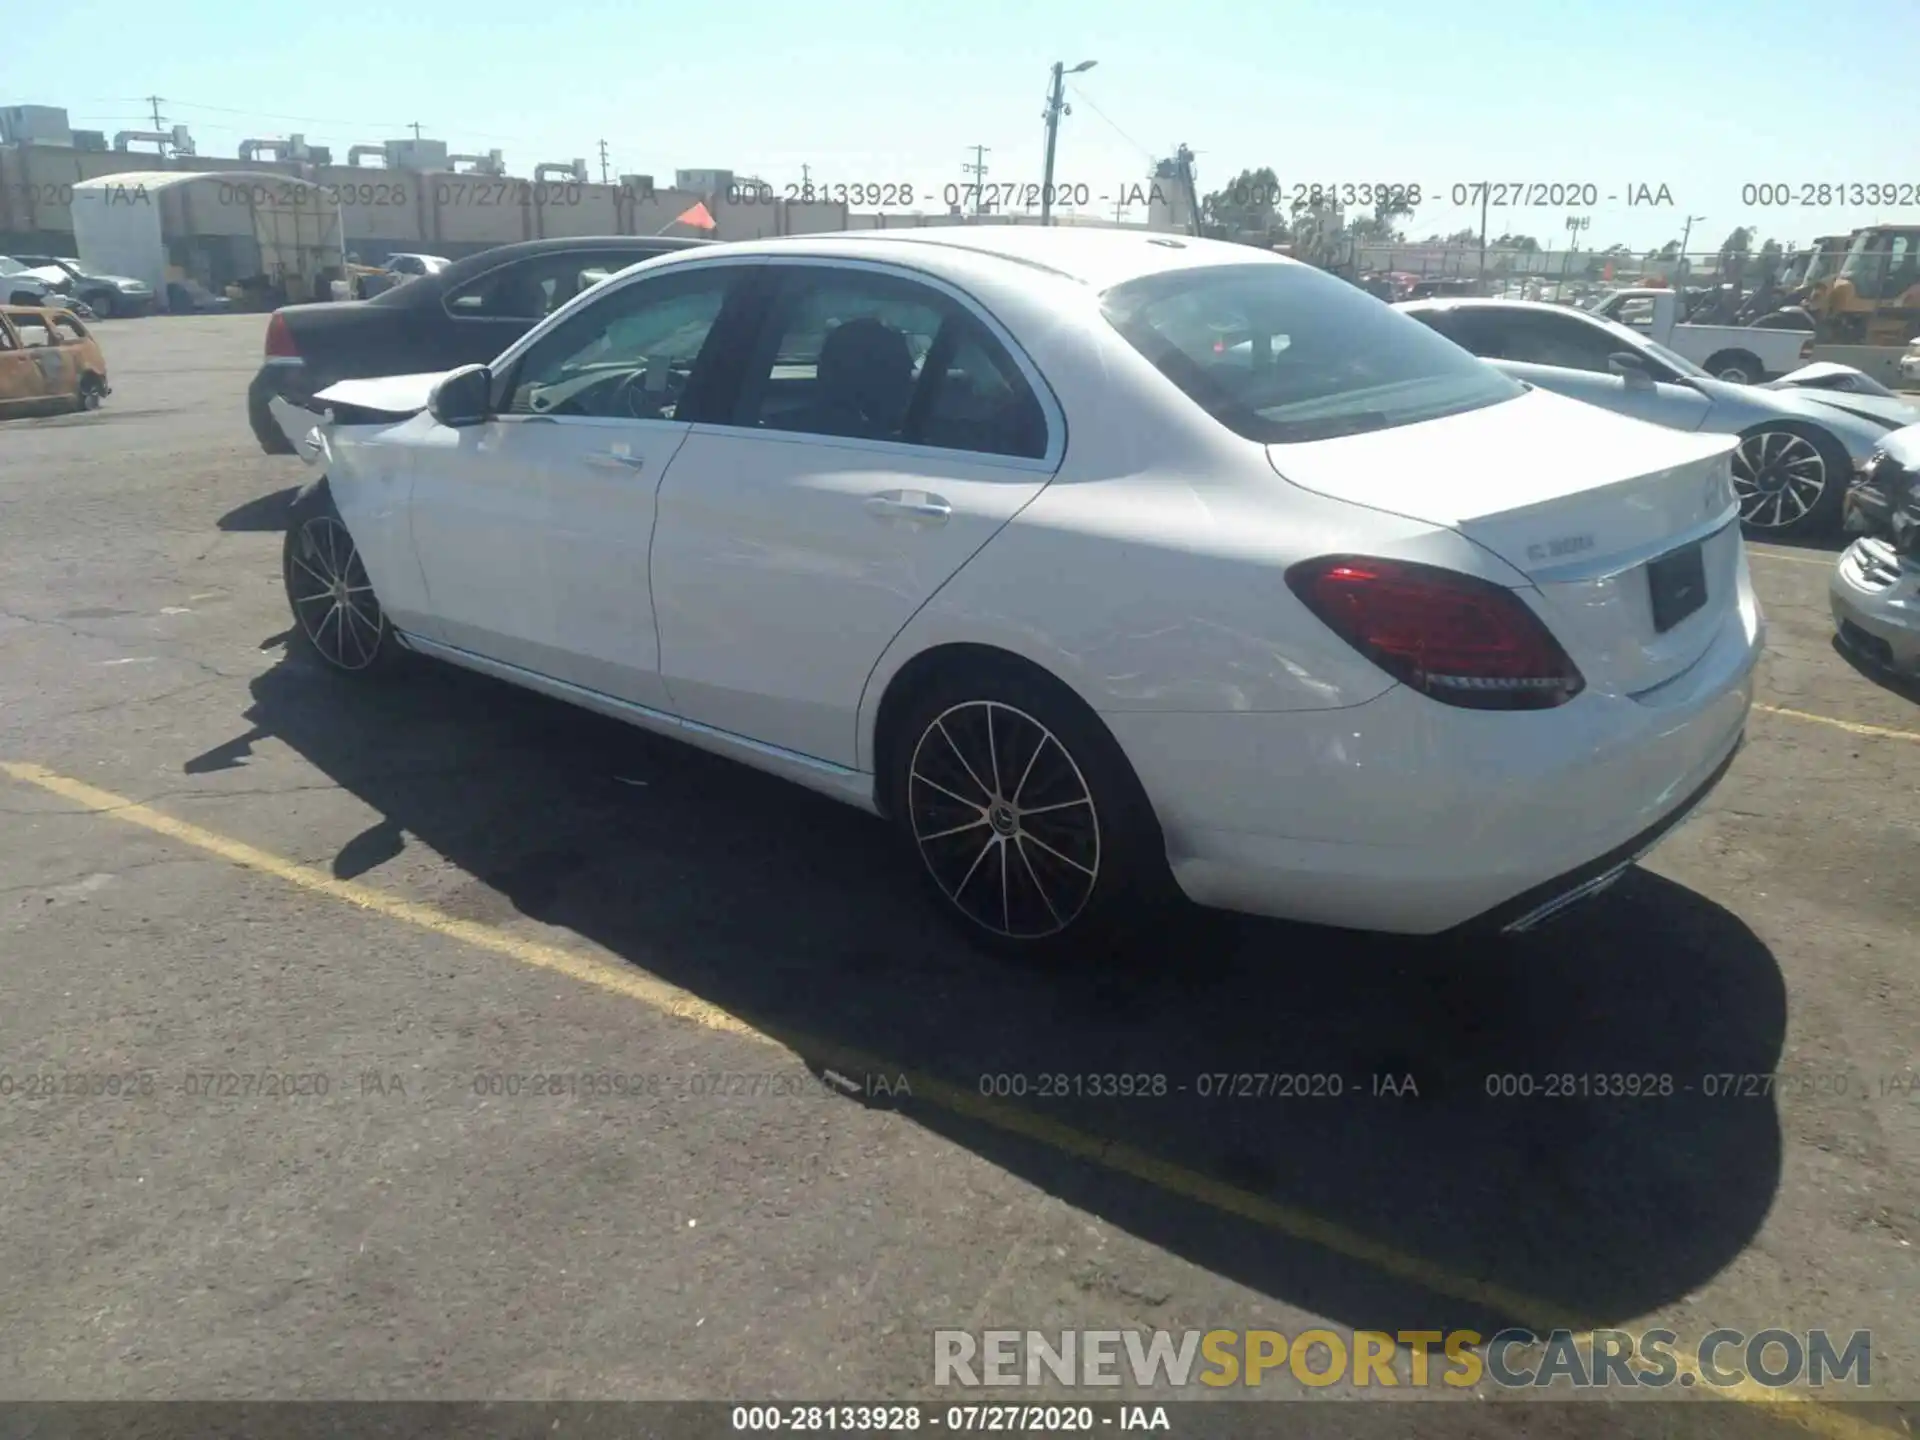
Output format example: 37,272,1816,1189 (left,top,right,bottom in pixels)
280,227,1761,957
